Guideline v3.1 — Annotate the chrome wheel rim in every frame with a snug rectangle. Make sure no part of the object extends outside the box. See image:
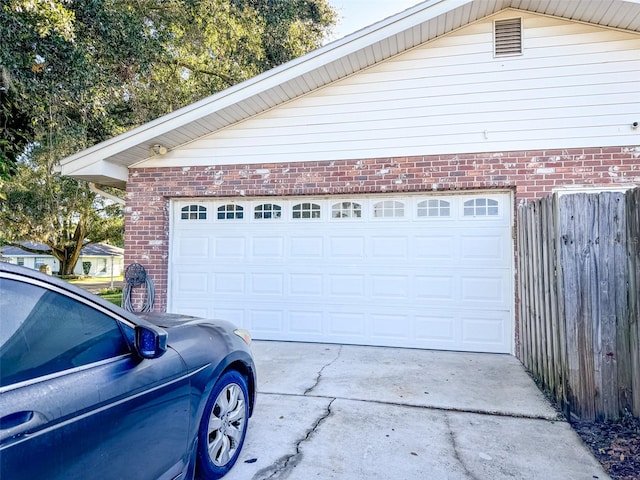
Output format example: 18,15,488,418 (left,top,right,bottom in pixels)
207,383,246,467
